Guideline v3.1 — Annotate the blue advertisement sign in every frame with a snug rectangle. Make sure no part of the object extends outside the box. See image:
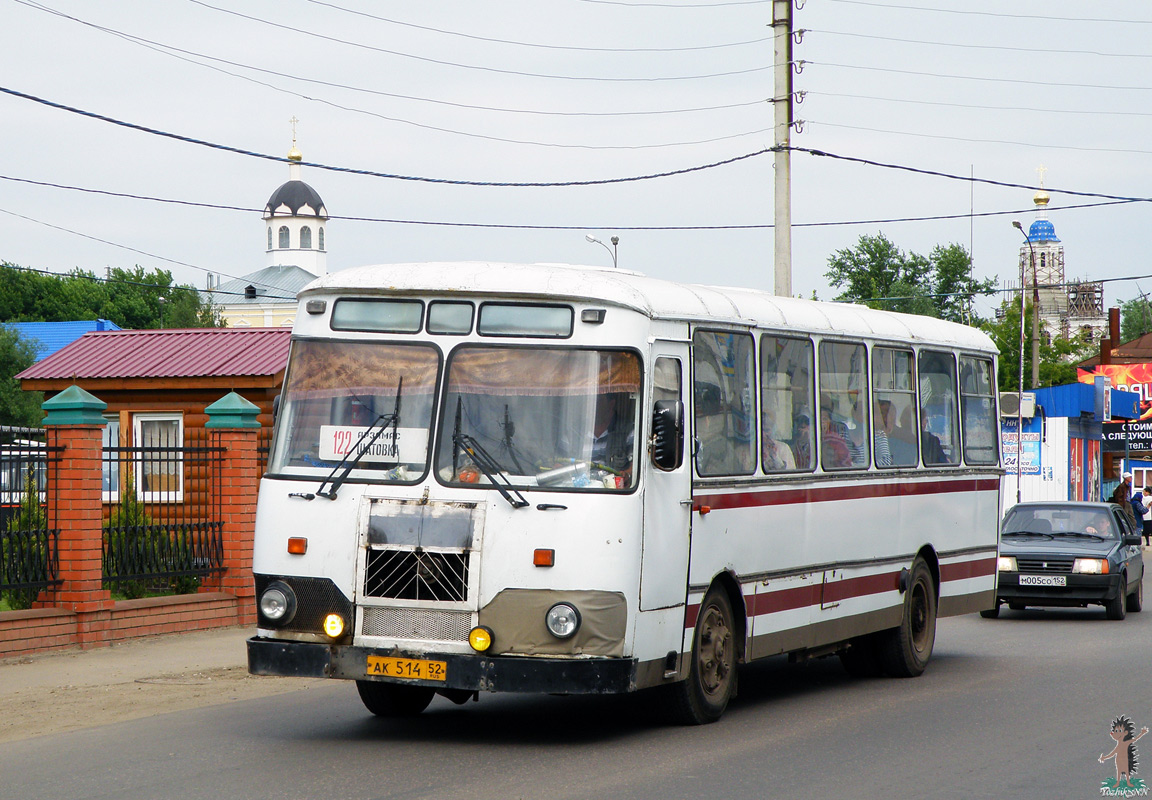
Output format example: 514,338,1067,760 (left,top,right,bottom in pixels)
1001,416,1042,476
